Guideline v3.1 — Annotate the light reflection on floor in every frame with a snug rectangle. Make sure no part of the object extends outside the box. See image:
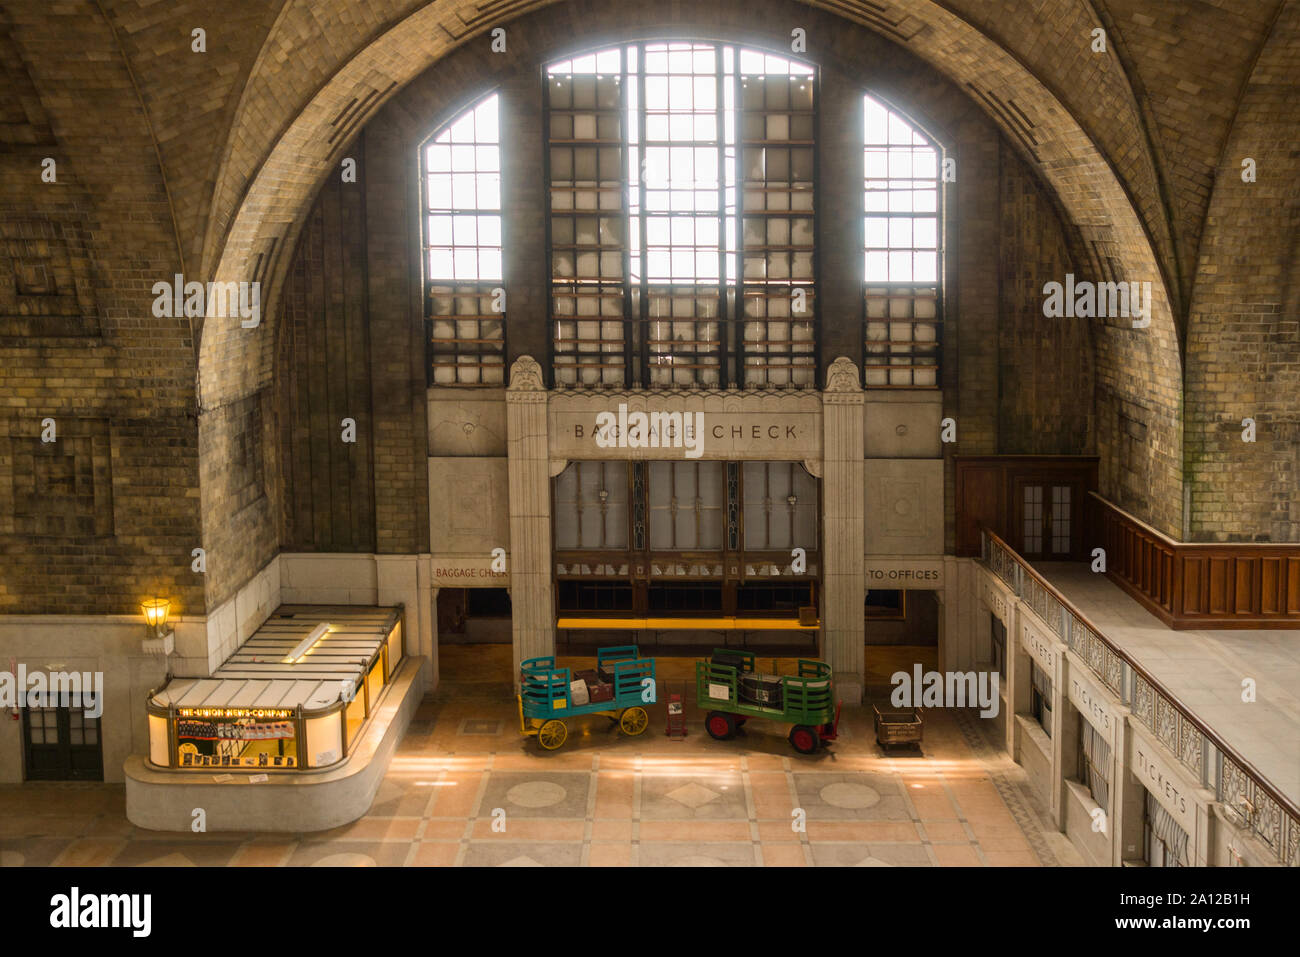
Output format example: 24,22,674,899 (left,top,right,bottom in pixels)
0,645,1081,867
